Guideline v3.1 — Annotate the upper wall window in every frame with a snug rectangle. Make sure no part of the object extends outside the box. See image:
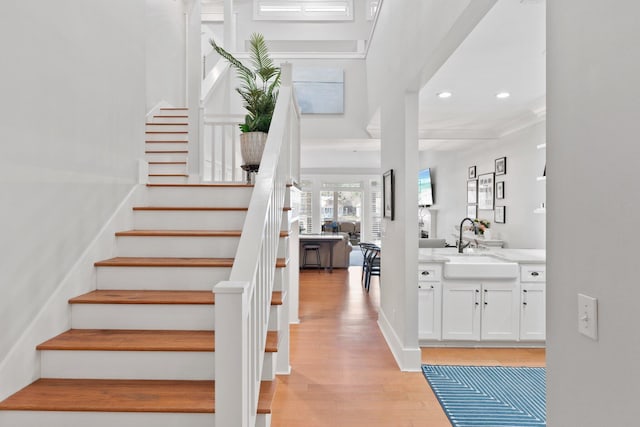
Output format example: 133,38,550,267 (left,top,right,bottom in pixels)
253,0,353,21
